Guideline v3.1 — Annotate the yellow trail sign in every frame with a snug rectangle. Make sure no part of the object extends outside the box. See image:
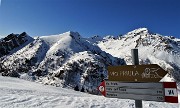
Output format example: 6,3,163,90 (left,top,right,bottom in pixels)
108,64,168,82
